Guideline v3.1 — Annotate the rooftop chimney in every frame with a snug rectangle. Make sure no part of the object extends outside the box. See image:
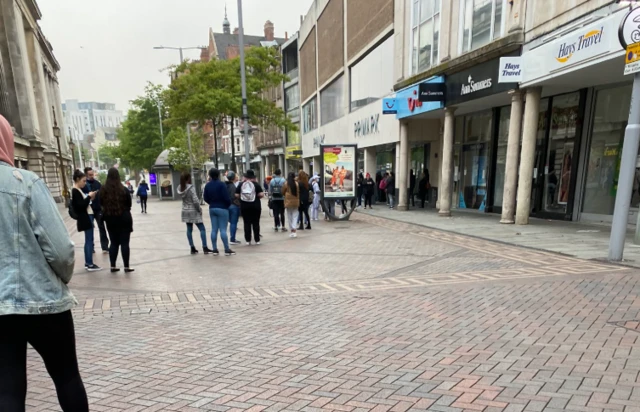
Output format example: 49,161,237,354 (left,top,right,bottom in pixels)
233,27,239,35
285,31,289,40
264,20,274,41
